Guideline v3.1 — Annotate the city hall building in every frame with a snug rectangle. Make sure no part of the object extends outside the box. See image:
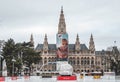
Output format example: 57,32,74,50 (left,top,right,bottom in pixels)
34,8,108,74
